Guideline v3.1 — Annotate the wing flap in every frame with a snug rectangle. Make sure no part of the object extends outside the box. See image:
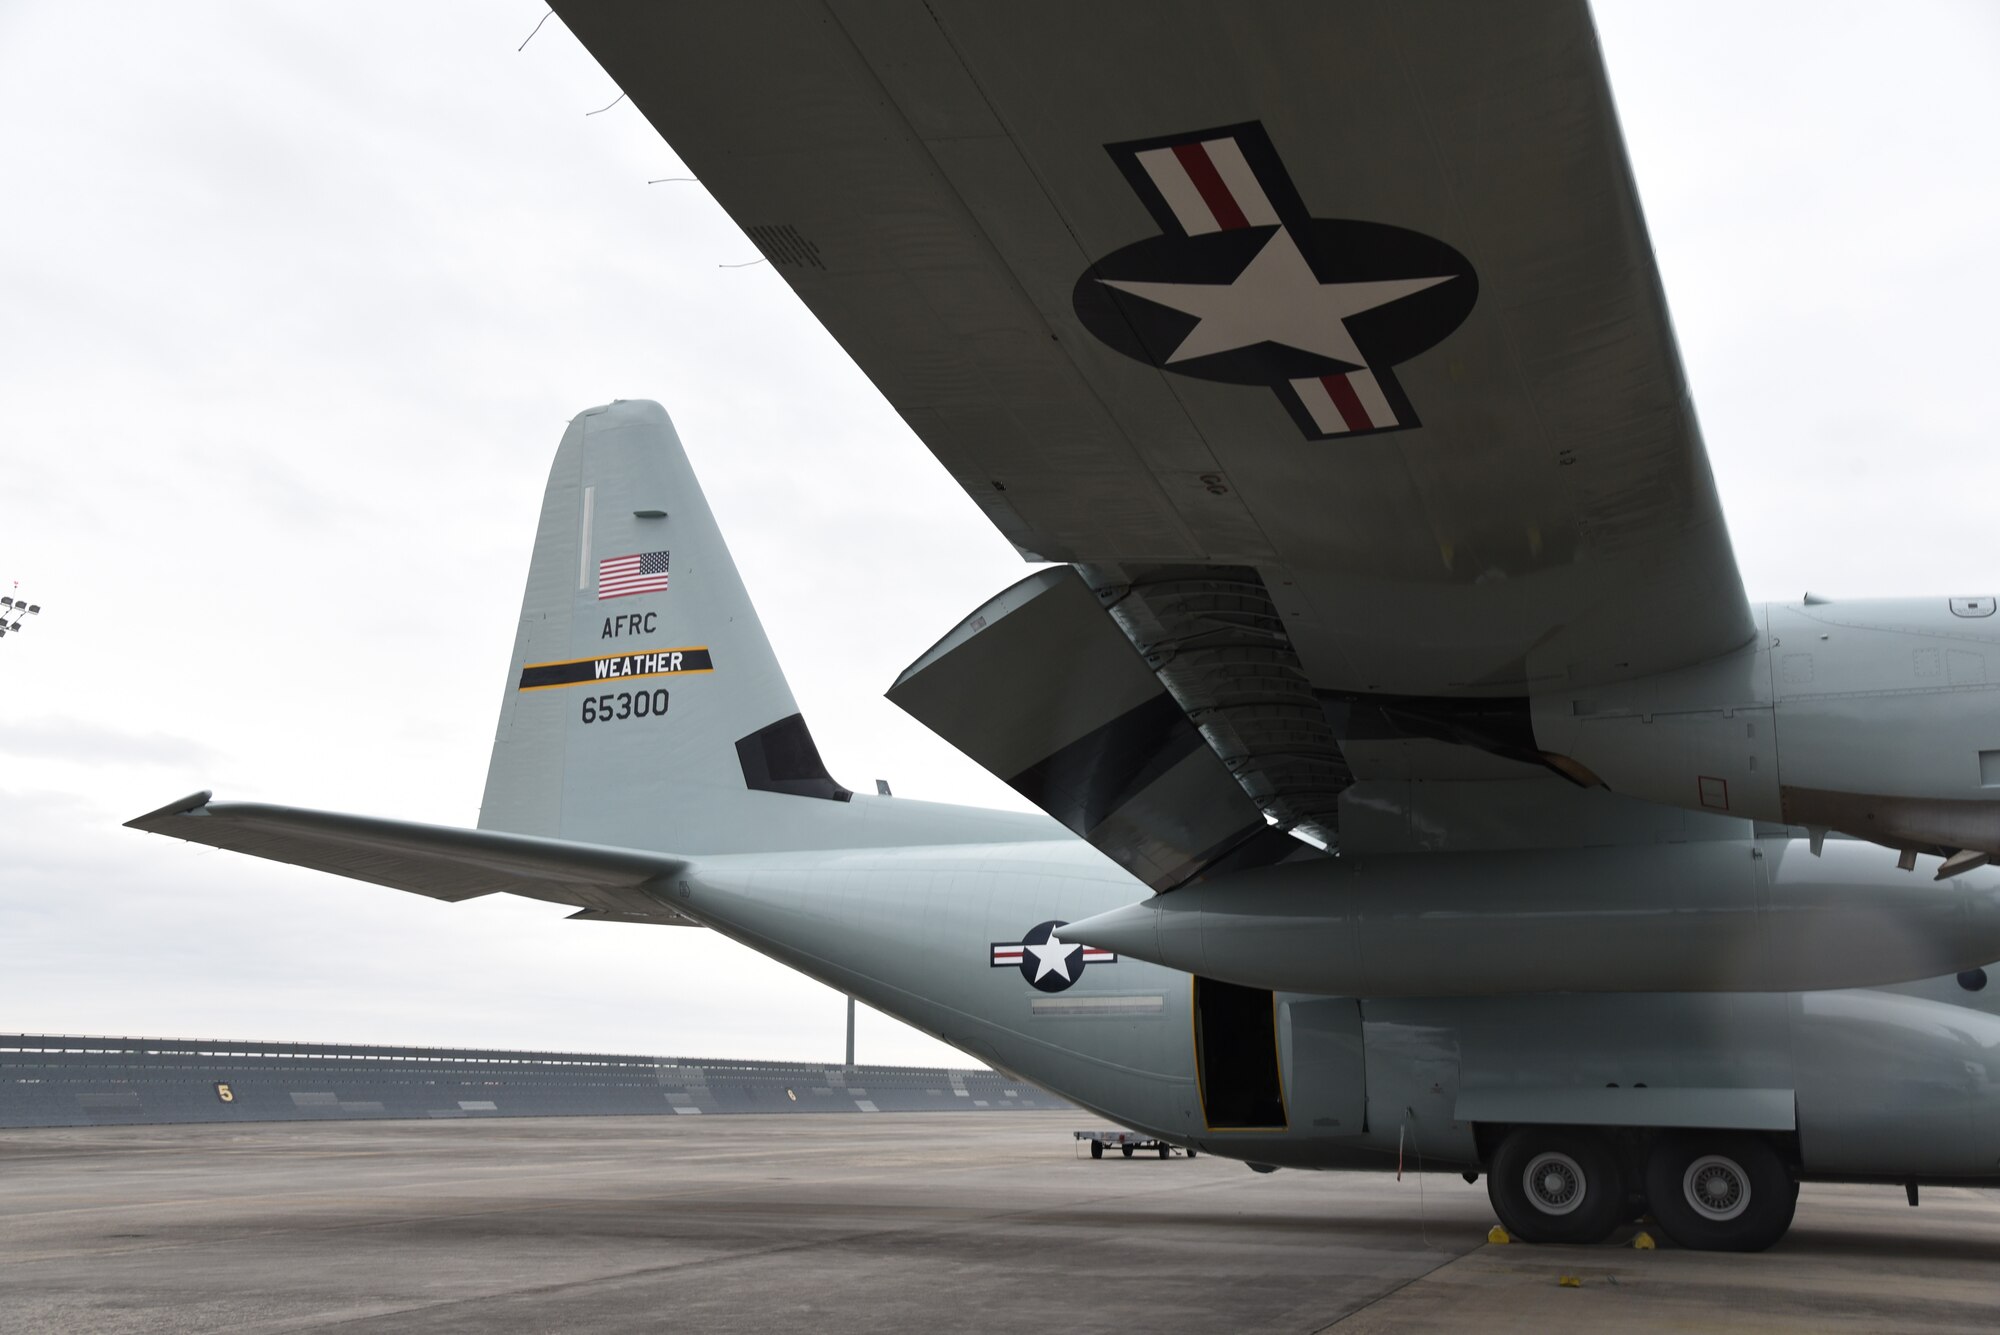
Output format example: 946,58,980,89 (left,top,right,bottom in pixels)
125,792,695,923
890,569,1309,889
